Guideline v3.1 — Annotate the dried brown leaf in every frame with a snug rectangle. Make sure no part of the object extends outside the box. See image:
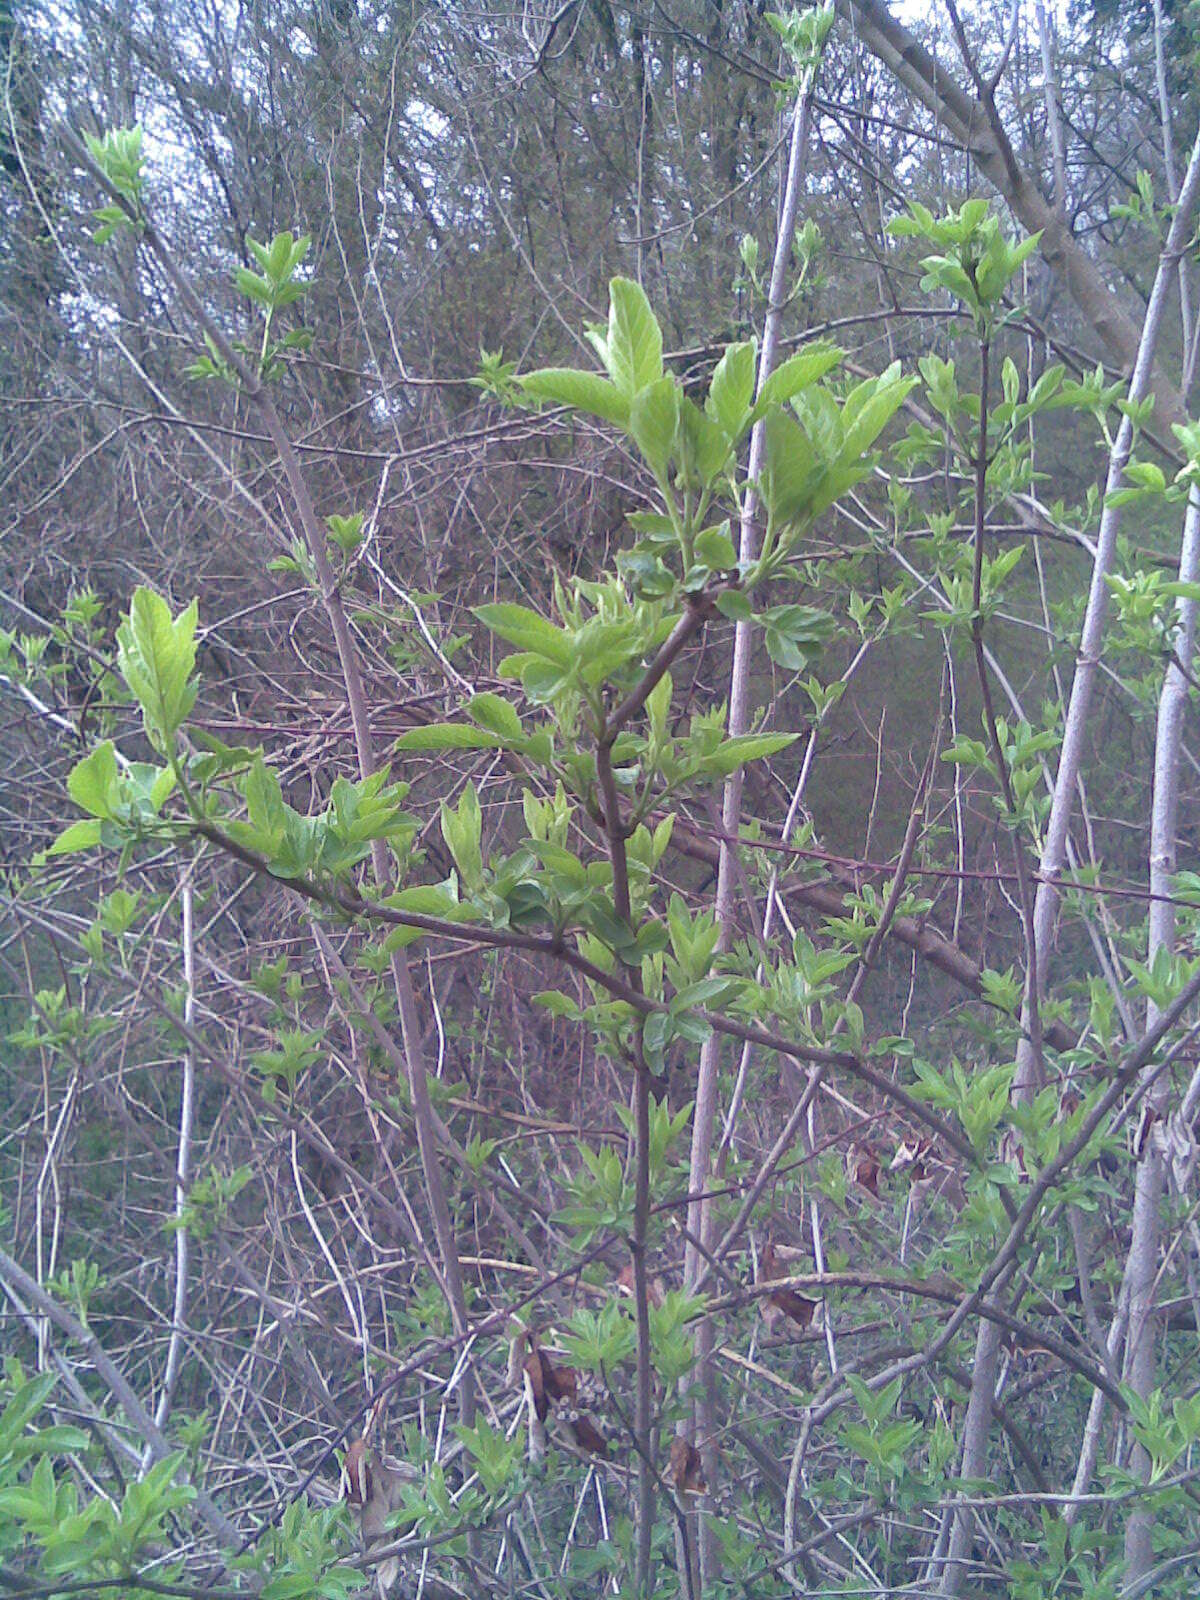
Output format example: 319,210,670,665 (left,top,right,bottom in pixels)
758,1241,819,1332
846,1140,881,1197
616,1261,666,1307
668,1436,708,1494
569,1414,610,1457
341,1438,371,1506
522,1347,549,1421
